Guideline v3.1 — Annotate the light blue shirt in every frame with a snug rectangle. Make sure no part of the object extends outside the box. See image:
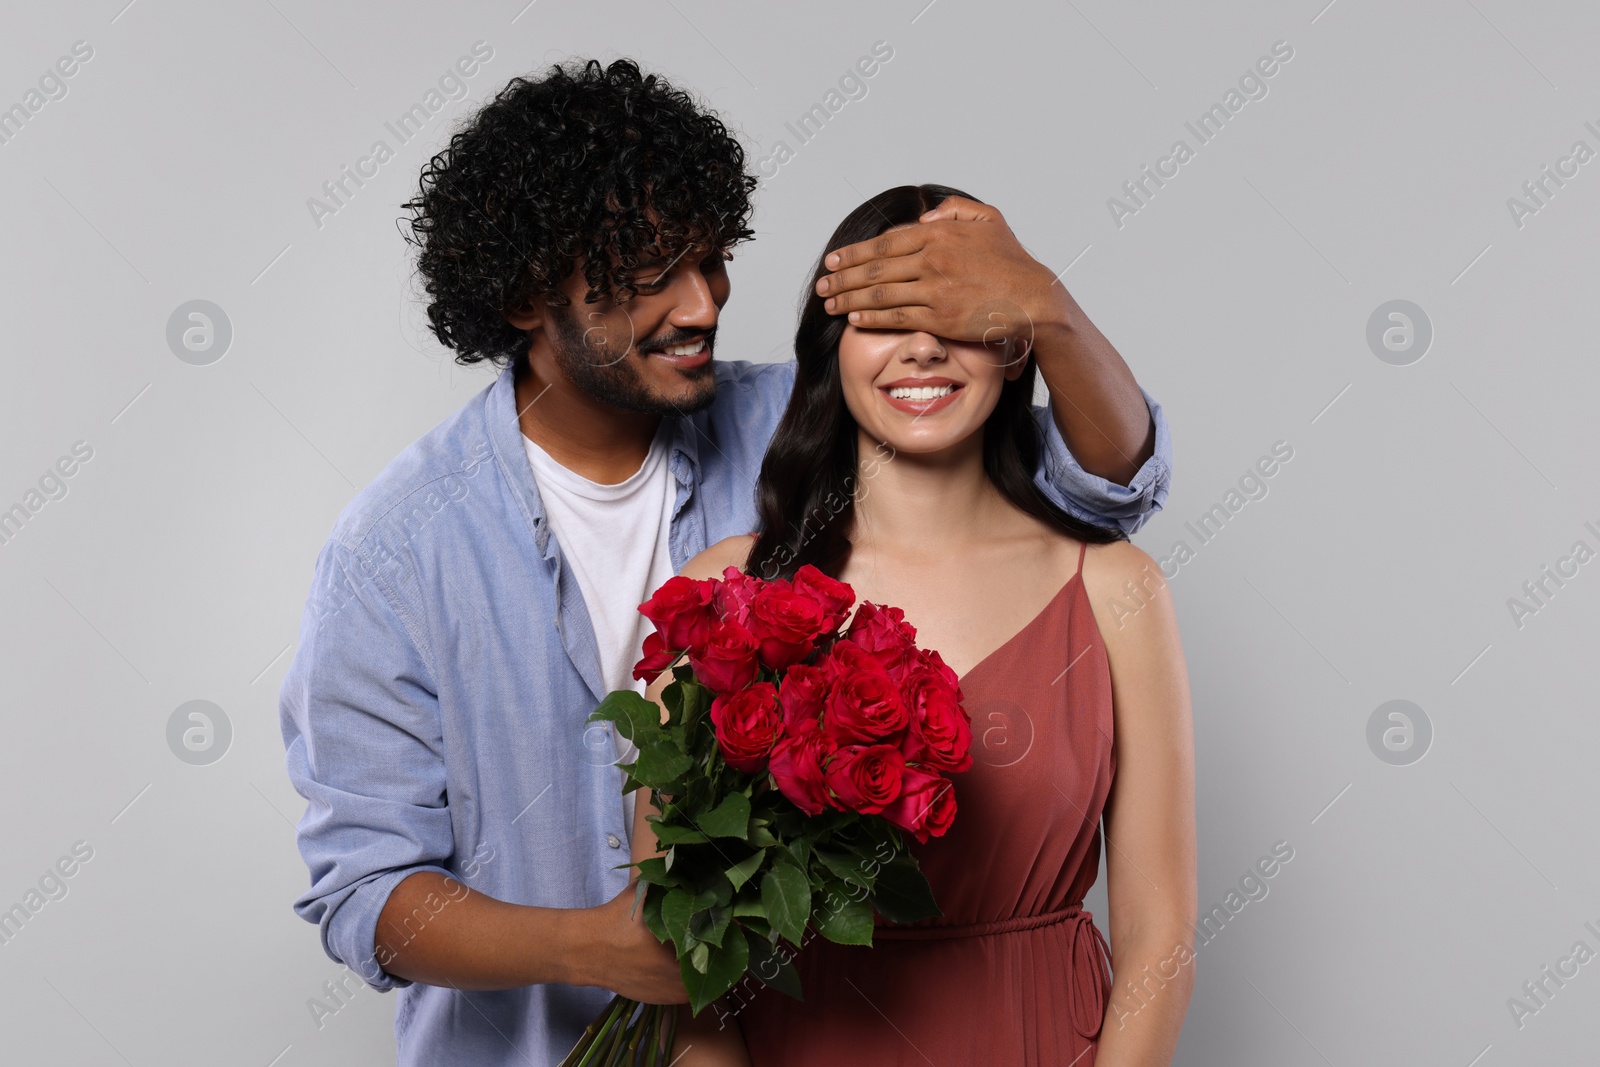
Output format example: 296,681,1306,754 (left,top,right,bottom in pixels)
278,358,1171,1066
